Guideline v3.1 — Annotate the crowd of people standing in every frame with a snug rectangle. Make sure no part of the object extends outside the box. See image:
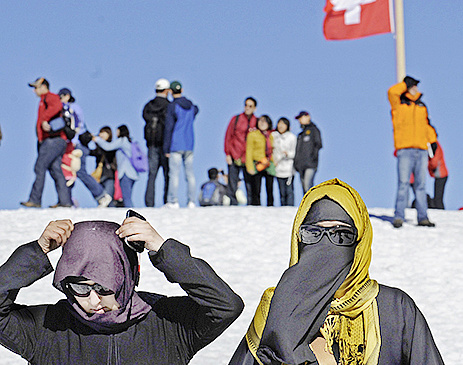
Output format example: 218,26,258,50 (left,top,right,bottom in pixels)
19,75,447,216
